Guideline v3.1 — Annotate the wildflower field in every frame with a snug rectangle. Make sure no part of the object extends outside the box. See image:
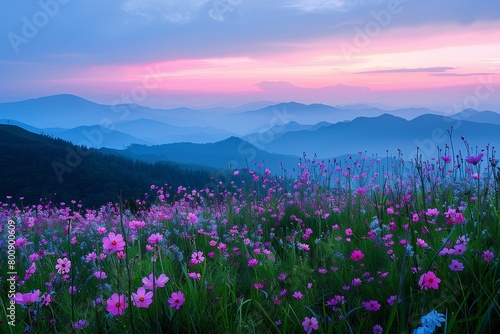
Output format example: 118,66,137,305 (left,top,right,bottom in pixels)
1,146,500,333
